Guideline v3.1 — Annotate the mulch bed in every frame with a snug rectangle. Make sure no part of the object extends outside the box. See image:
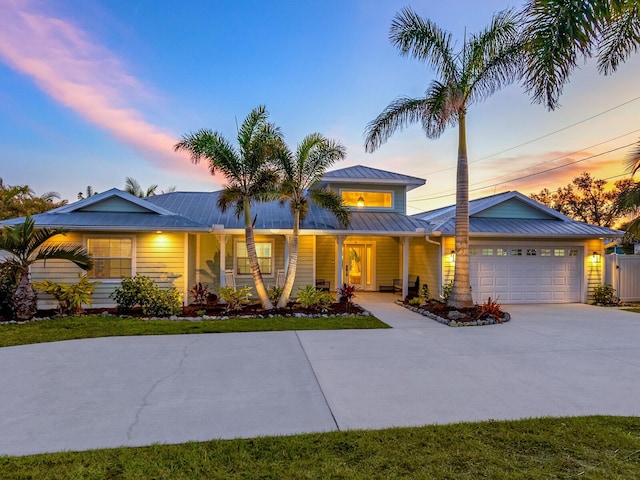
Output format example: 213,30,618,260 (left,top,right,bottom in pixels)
399,300,510,327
